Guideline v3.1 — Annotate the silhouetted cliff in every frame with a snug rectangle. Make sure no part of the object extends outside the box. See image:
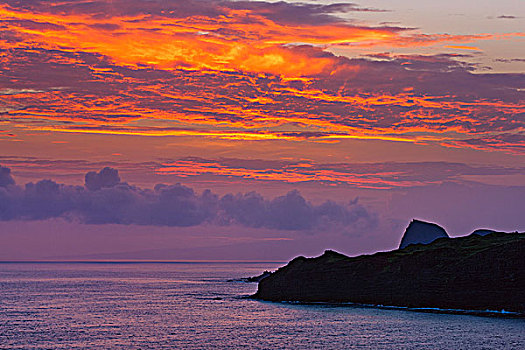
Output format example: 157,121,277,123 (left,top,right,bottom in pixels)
253,232,525,315
399,219,449,249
